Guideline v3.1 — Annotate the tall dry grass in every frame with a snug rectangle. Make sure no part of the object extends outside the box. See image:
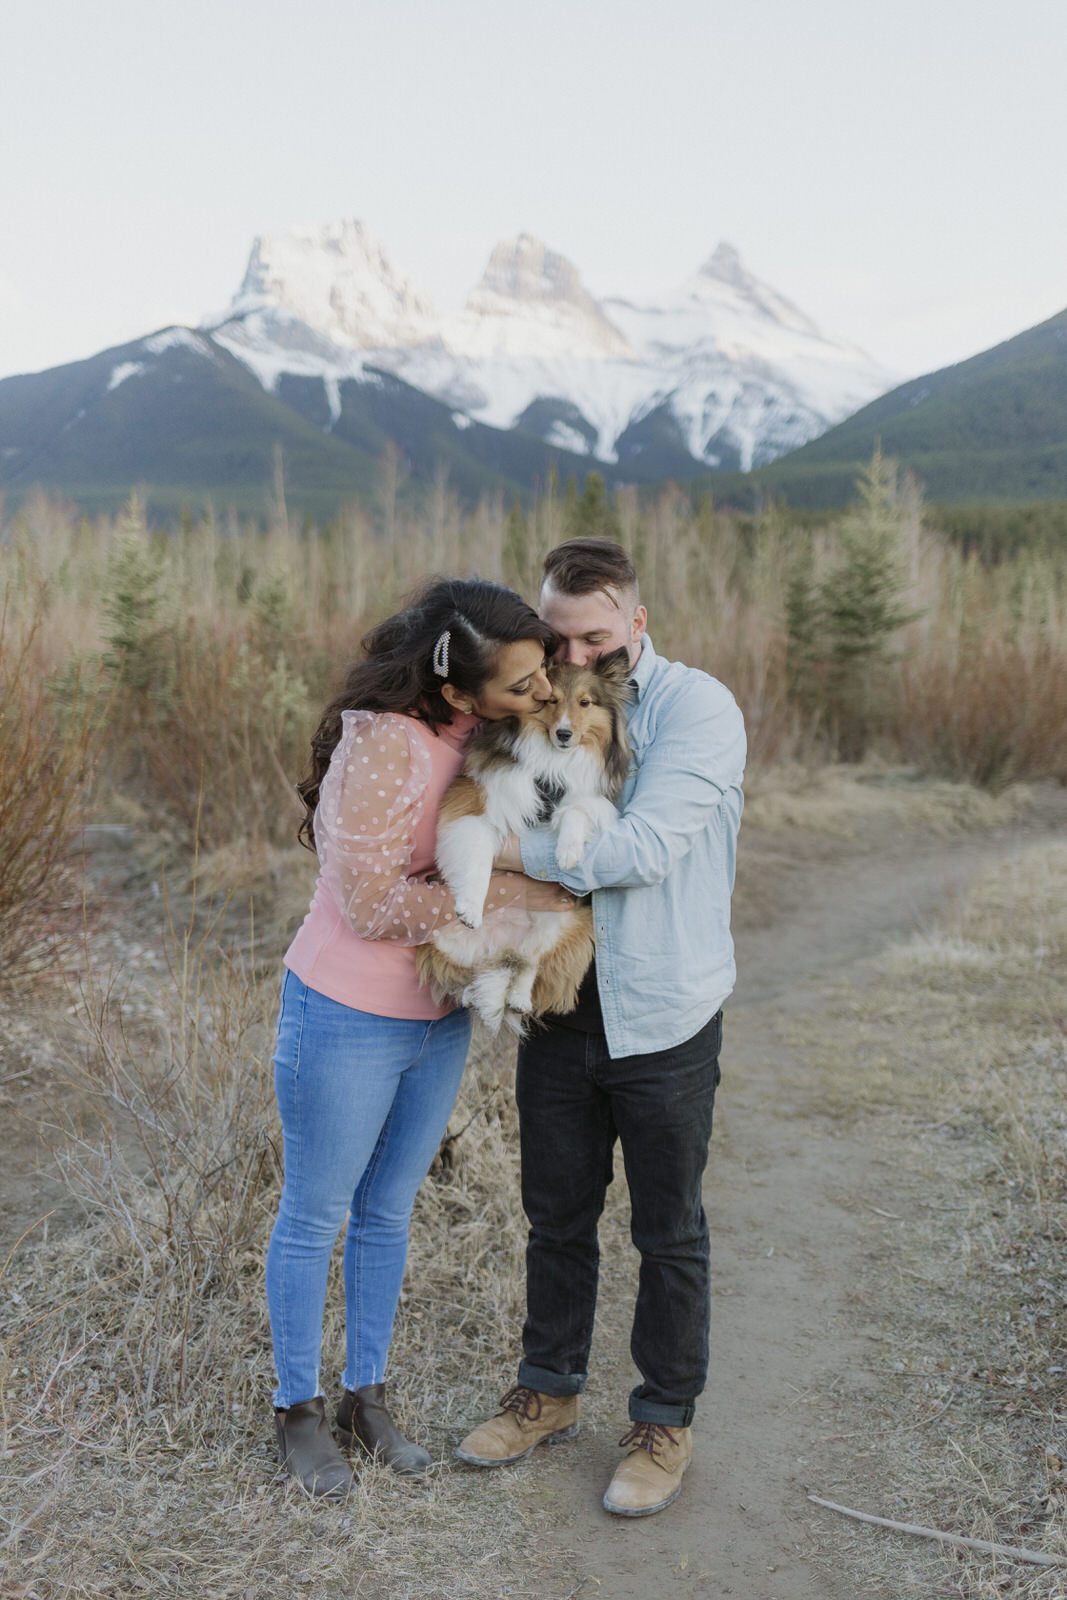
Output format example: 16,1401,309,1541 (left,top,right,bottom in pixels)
0,584,103,984
896,544,1067,790
2,469,1064,863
